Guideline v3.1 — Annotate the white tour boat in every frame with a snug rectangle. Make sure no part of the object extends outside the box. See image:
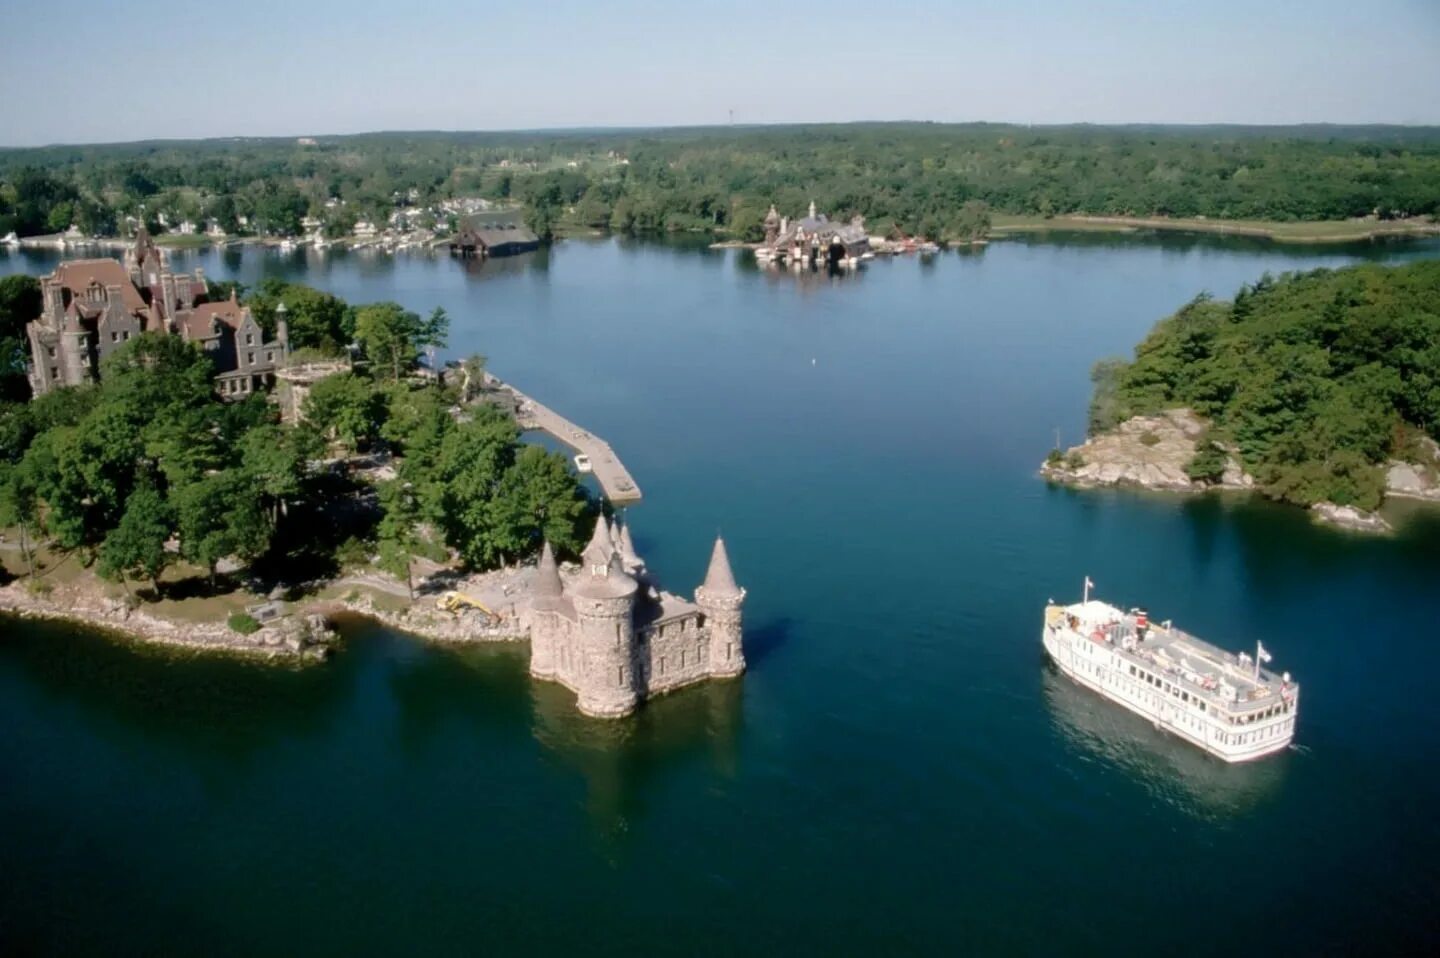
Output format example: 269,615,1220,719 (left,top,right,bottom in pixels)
1043,578,1298,763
